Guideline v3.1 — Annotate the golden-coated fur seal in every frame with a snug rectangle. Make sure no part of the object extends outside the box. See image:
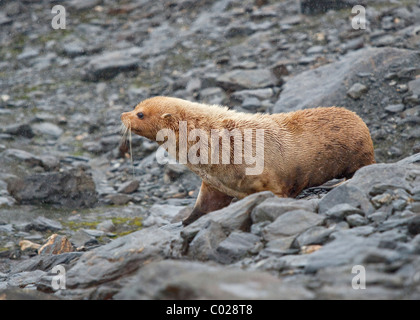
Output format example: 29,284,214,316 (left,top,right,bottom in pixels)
121,96,375,225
